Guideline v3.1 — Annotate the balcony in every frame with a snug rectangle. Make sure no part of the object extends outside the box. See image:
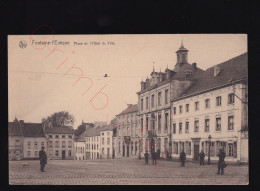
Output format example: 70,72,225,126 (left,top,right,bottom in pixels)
148,130,157,139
